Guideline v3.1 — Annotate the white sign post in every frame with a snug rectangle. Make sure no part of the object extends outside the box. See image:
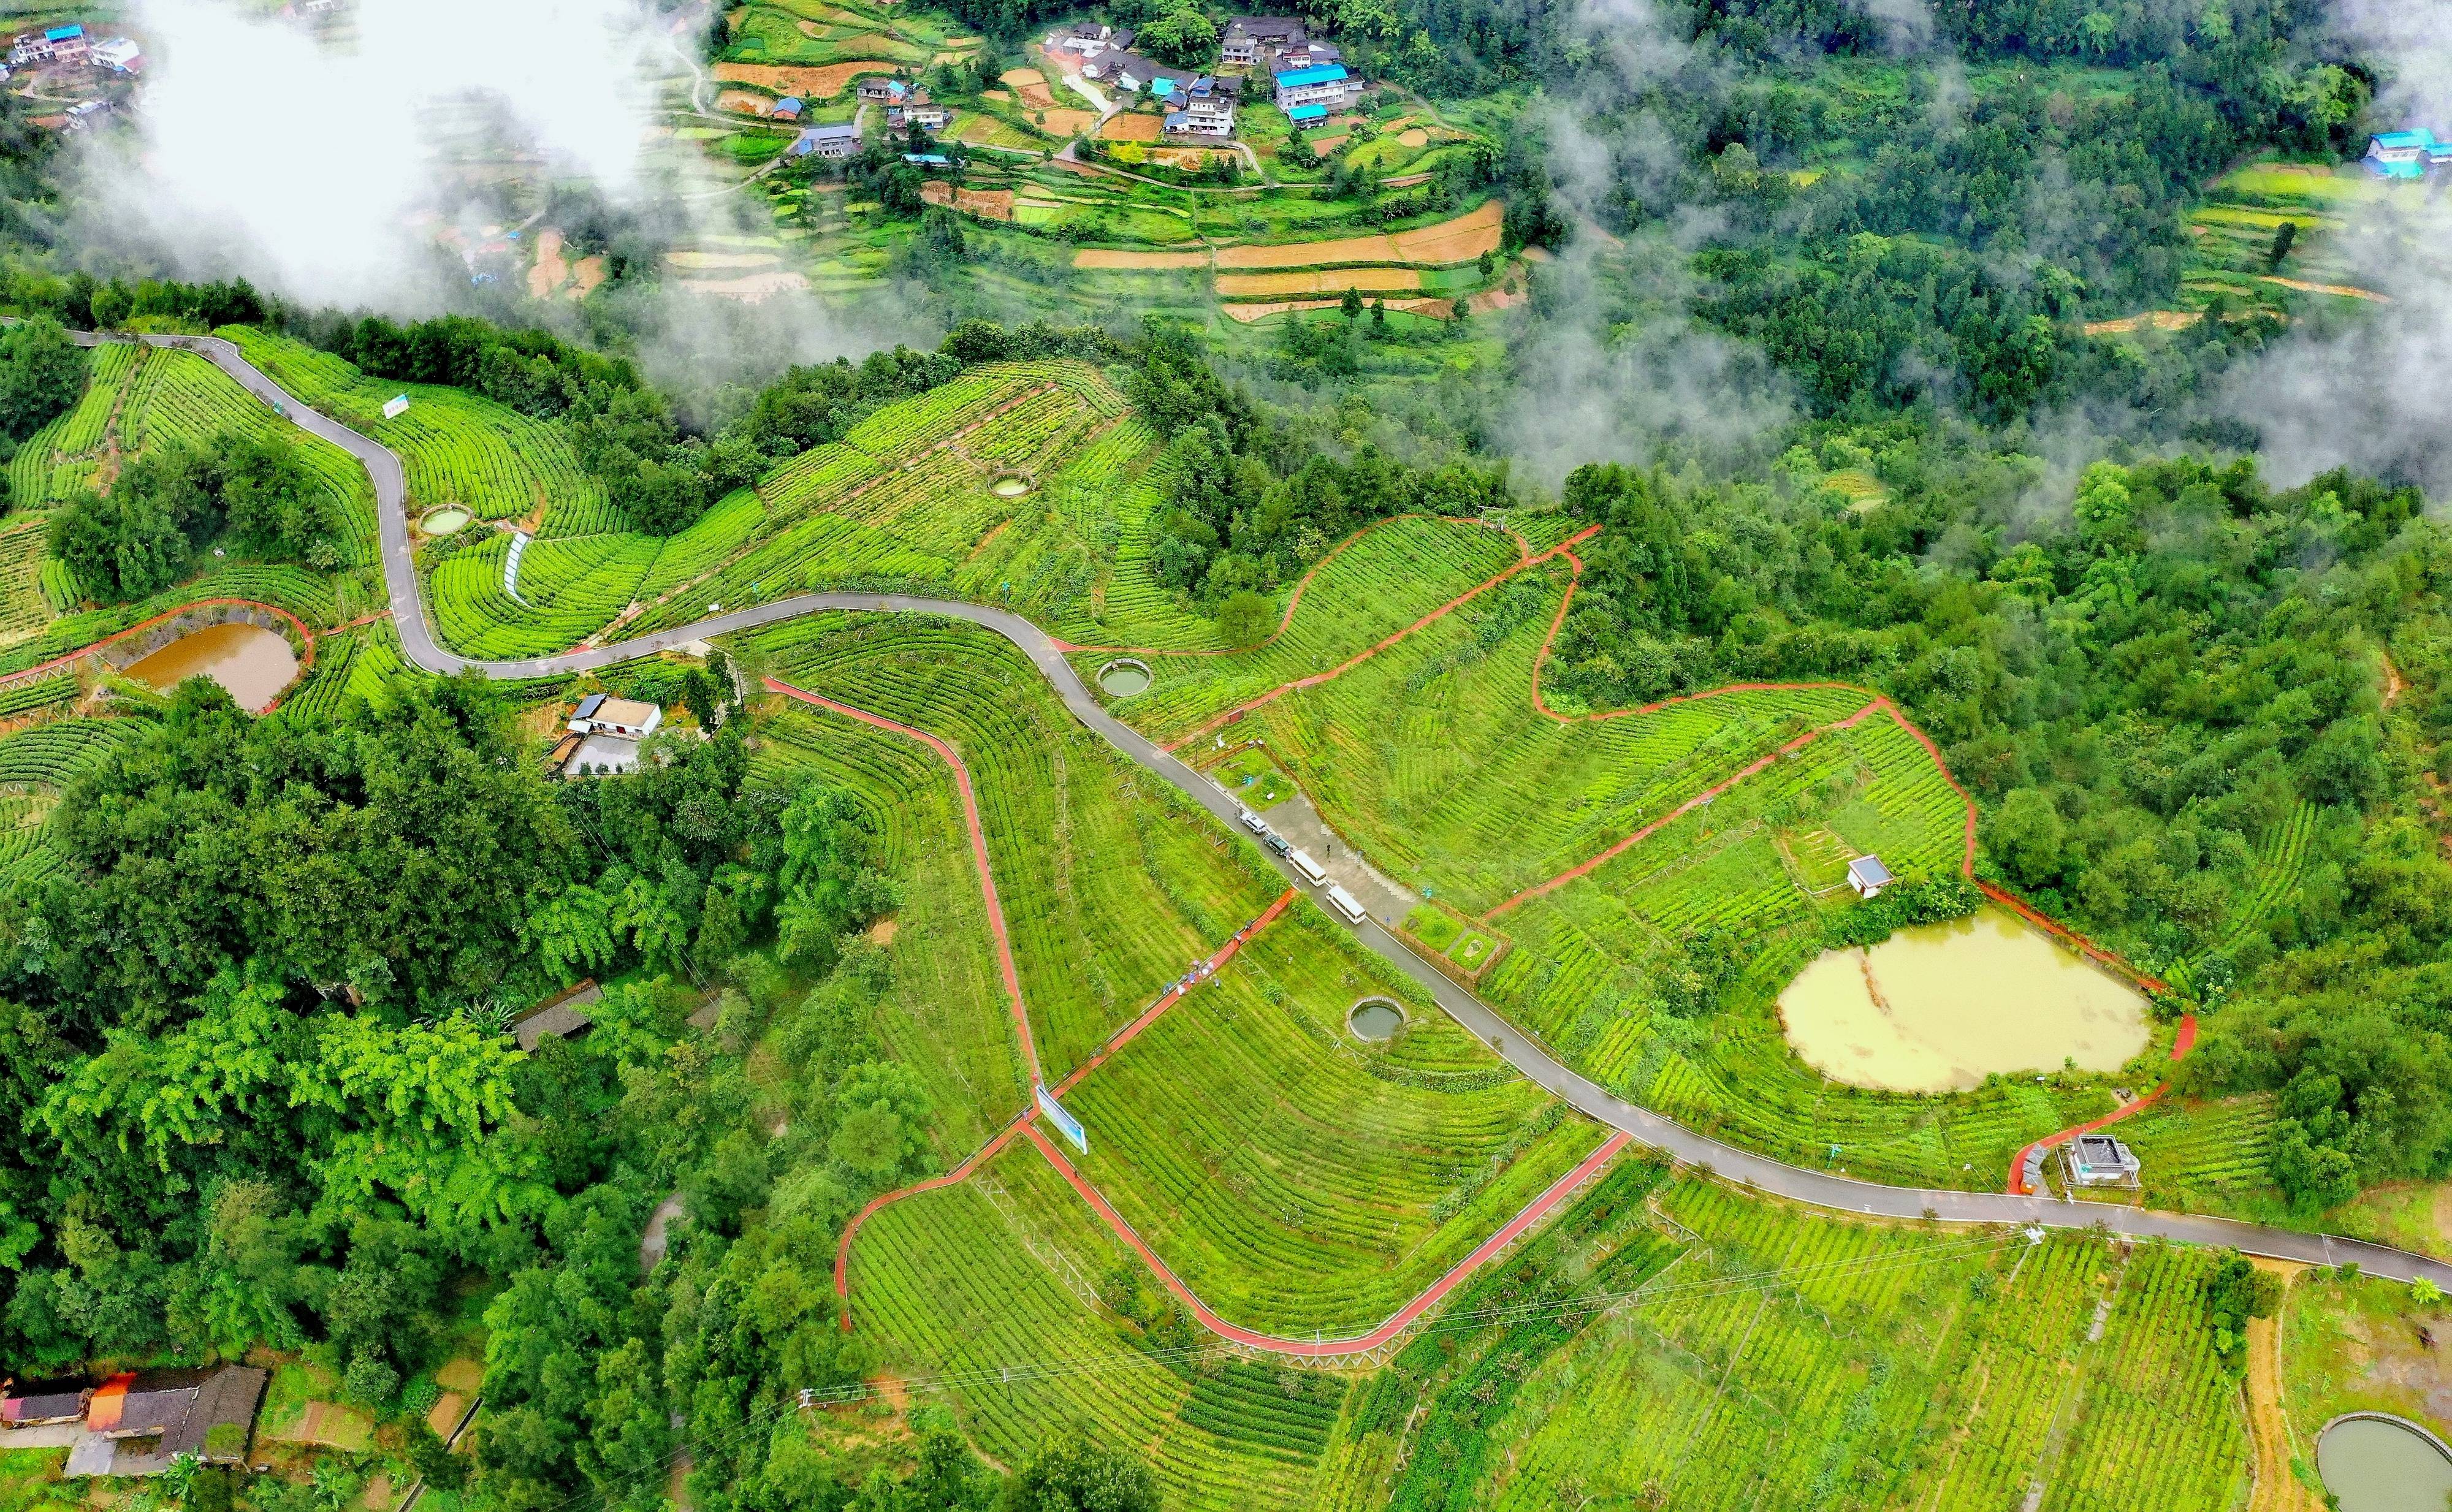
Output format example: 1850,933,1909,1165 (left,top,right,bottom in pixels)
1035,1084,1086,1154
383,394,411,420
